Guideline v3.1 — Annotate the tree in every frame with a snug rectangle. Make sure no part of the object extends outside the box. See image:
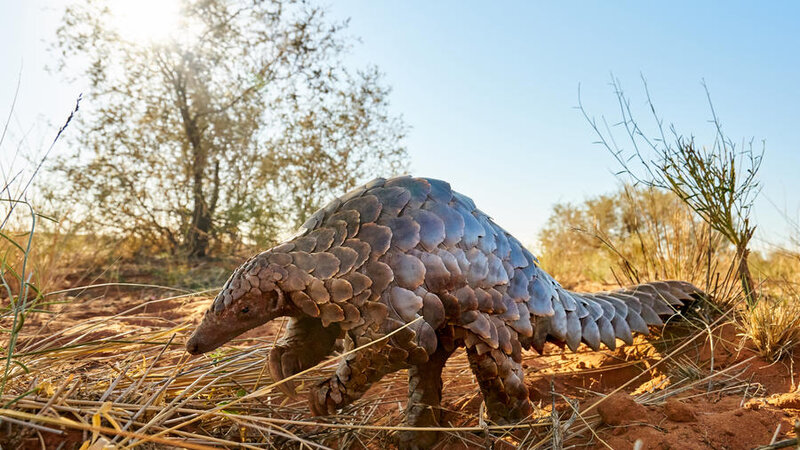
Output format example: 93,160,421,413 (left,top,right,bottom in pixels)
49,0,407,257
580,77,762,307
